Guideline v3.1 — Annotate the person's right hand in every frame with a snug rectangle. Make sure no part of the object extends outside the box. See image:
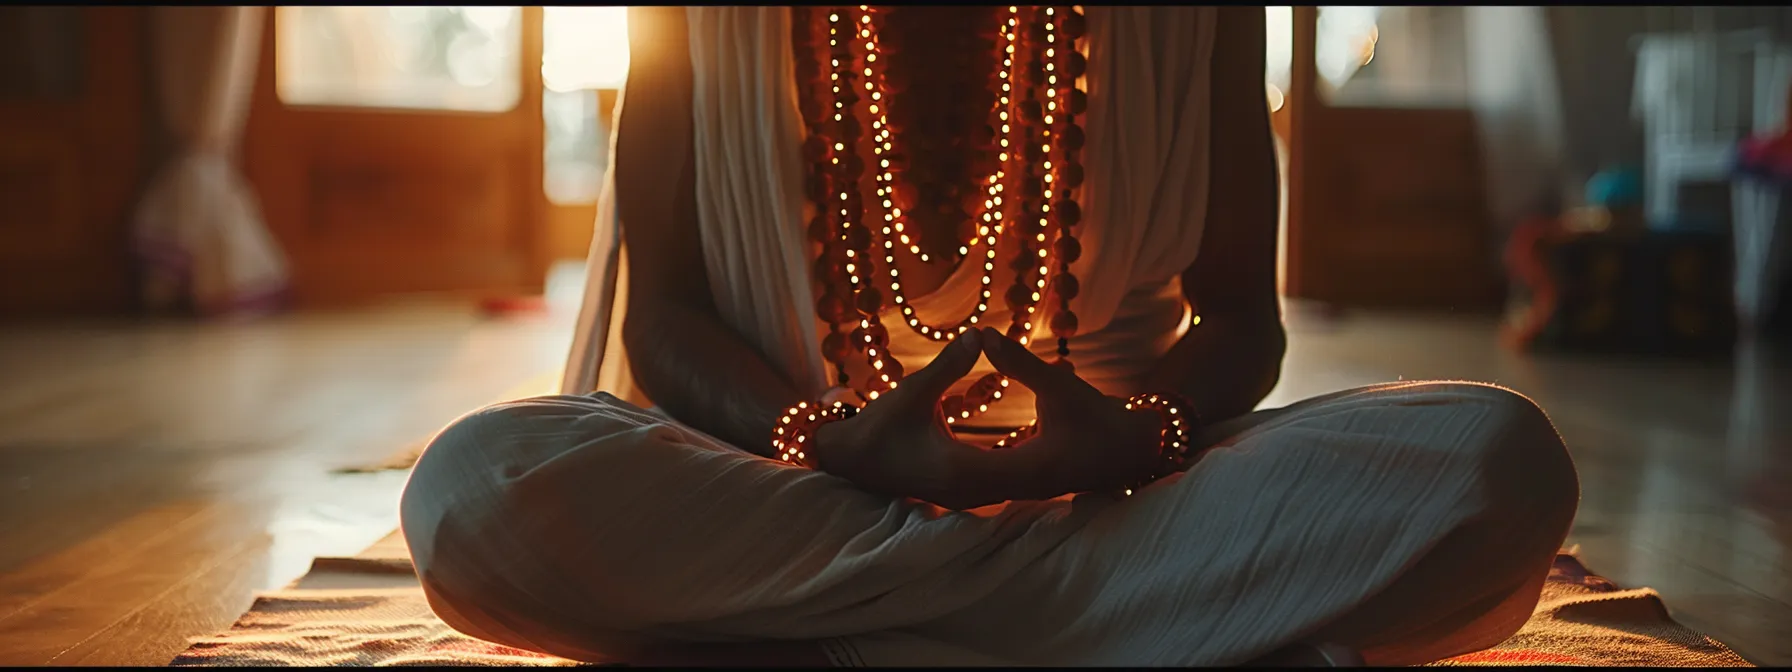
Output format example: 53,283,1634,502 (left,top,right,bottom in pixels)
810,329,988,508
978,326,1166,494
